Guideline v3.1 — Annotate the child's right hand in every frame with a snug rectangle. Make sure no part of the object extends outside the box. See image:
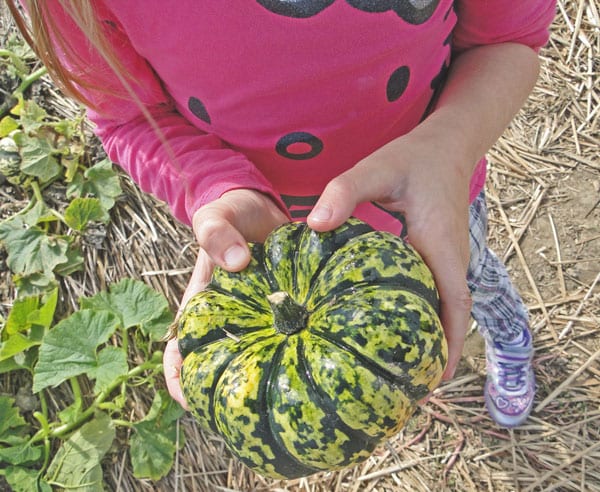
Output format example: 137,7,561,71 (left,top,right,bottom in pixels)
192,188,291,273
164,188,289,408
